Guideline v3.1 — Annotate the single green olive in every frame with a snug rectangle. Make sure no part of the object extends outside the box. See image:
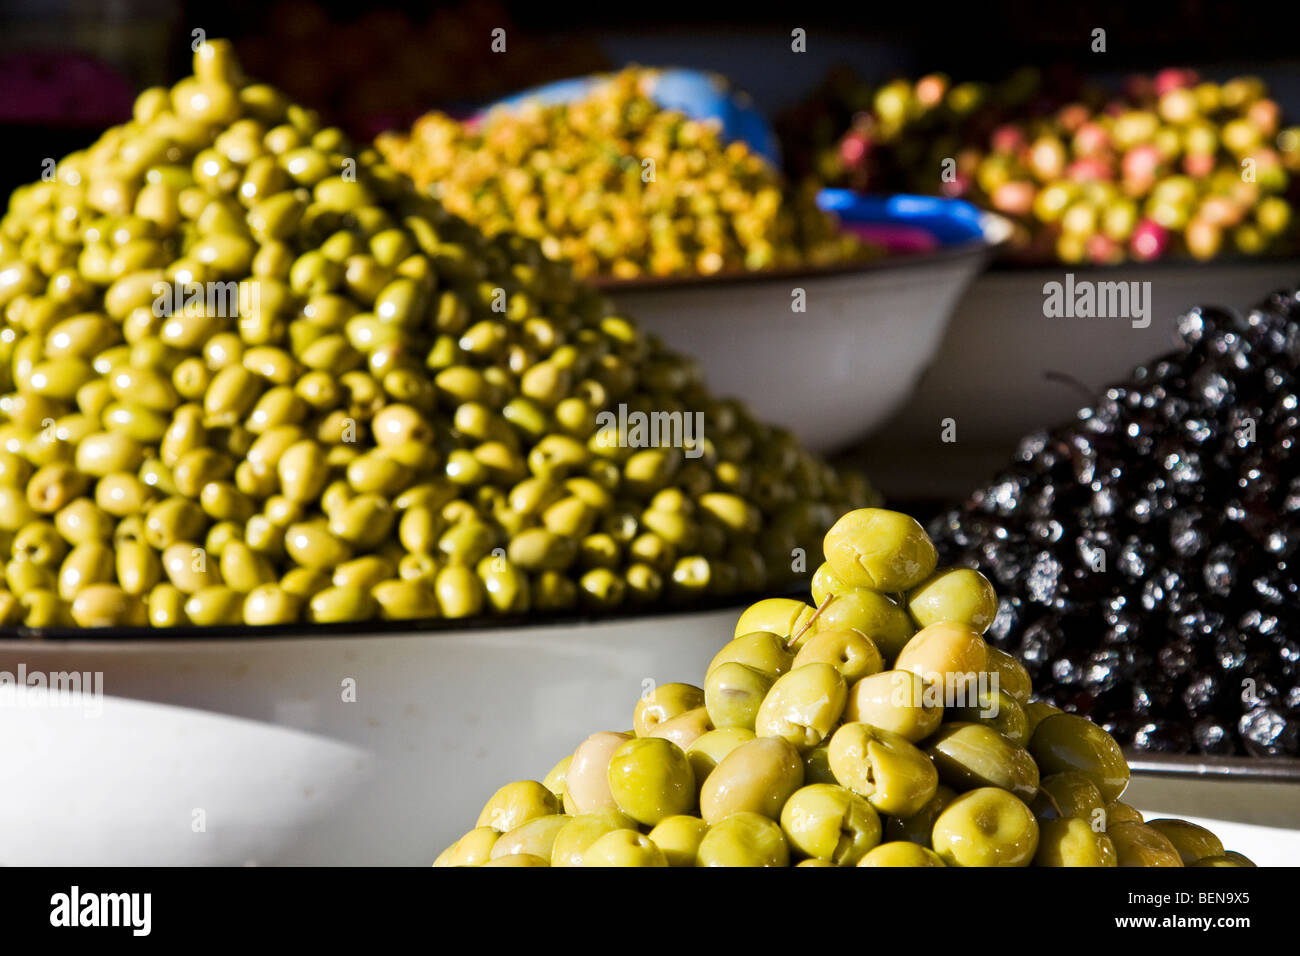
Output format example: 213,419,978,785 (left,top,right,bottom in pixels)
434,565,484,618
696,811,789,867
707,630,793,681
684,727,755,786
579,828,667,867
810,588,914,660
931,787,1040,868
823,508,938,592
893,621,989,701
70,583,146,627
284,521,352,570
306,585,376,623
1107,821,1184,868
632,682,705,737
926,722,1040,802
698,735,804,825
643,707,712,752
647,815,709,867
704,662,772,731
844,669,943,742
827,722,938,817
12,520,68,567
779,783,882,866
810,561,847,605
146,583,188,626
219,540,276,592
433,827,499,868
732,598,815,644
562,732,633,815
606,736,696,827
857,842,946,867
1034,817,1117,867
1144,818,1226,865
489,815,570,864
114,539,162,595
332,555,394,592
371,578,439,620
1029,713,1130,803
476,780,560,833
906,567,998,633
277,440,329,504
280,567,330,600
54,499,115,547
184,586,244,626
791,627,884,684
58,541,115,600
754,663,846,751
242,584,301,626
